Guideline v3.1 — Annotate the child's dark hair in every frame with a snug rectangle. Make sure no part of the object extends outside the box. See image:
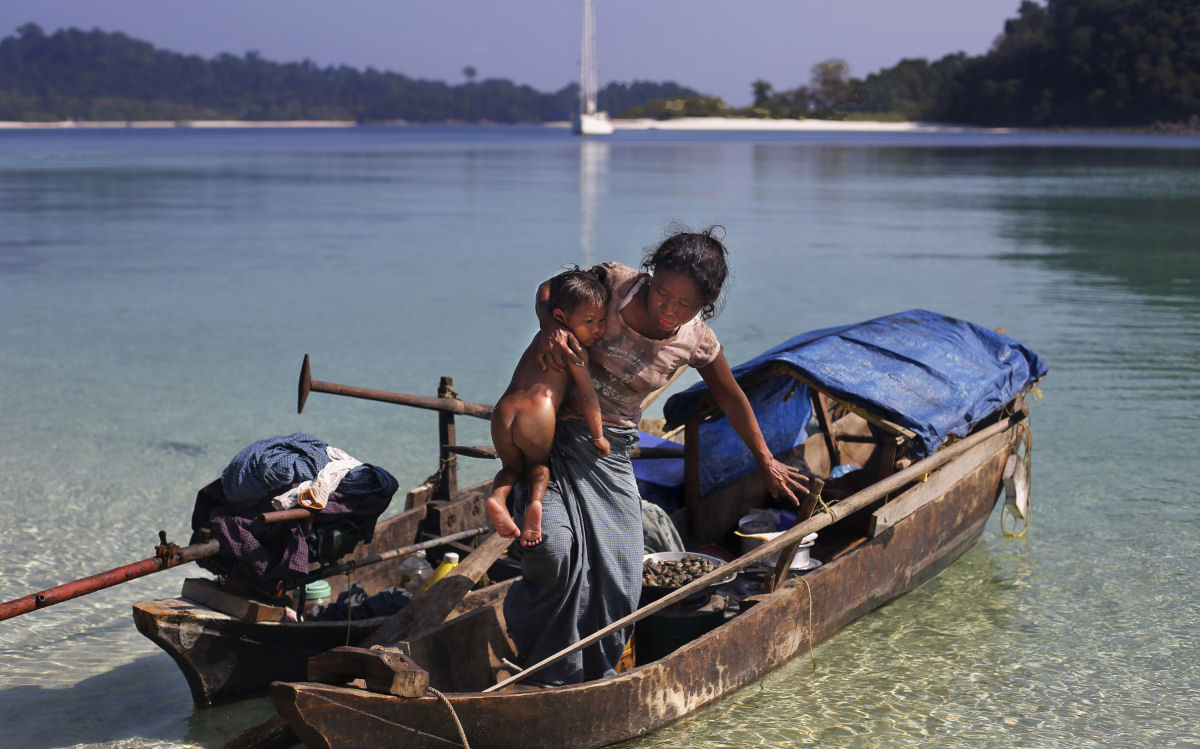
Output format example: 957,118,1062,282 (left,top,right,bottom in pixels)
642,224,729,320
547,266,609,315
